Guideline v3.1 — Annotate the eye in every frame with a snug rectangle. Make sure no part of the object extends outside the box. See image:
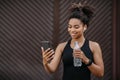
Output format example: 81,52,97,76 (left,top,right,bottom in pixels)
74,25,80,29
68,25,72,28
